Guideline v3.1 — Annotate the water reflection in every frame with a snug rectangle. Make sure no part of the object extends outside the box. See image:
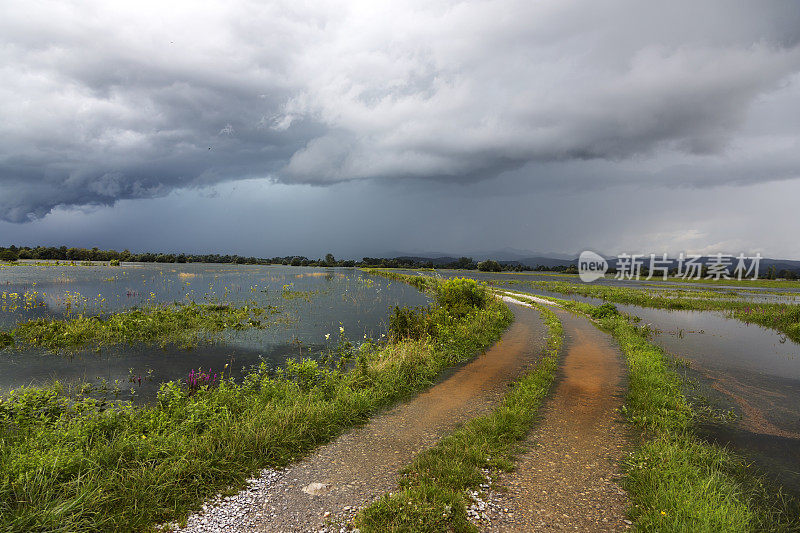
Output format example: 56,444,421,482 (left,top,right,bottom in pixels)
0,264,429,400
